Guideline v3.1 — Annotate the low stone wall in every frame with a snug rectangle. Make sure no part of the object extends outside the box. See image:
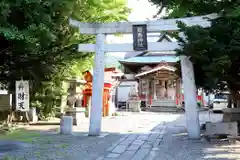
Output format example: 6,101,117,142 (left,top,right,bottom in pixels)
222,108,240,133
223,108,240,122
205,122,238,136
